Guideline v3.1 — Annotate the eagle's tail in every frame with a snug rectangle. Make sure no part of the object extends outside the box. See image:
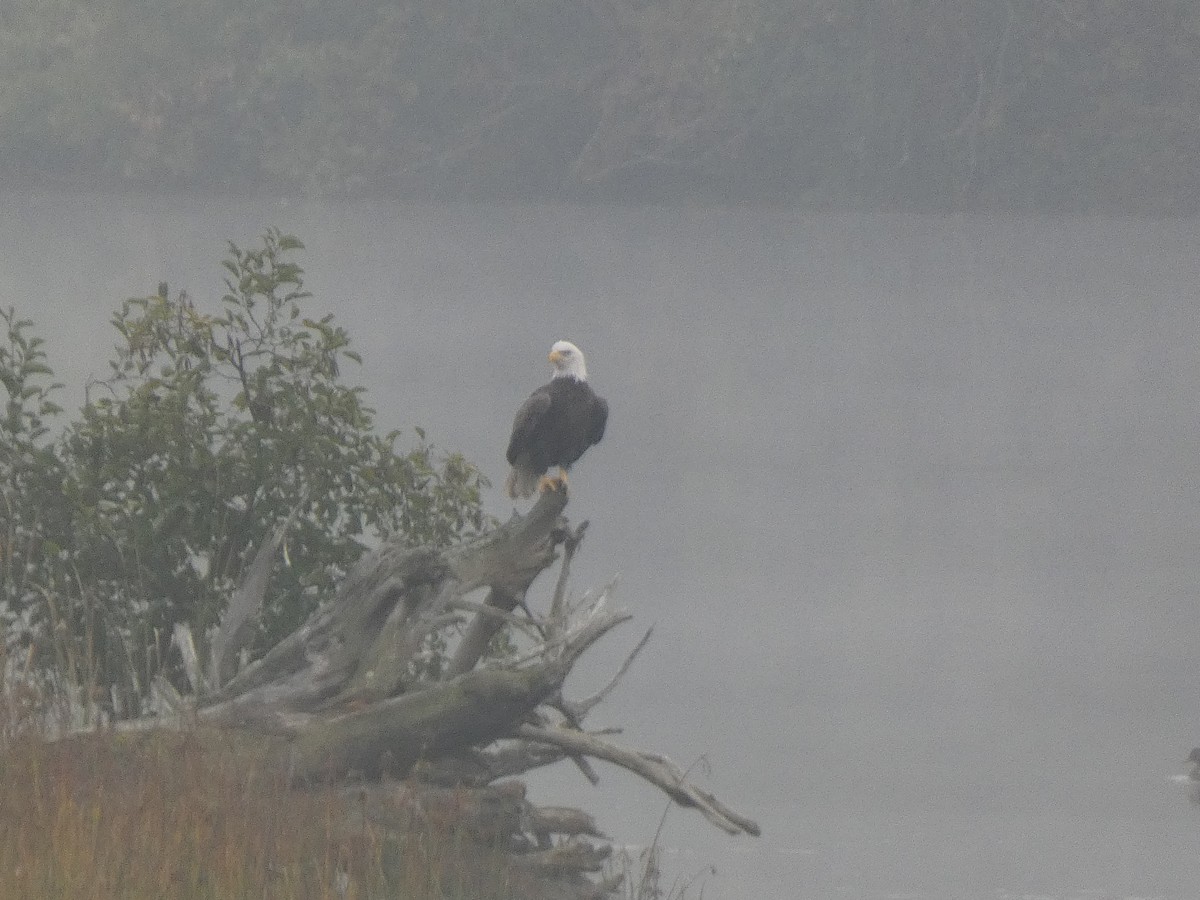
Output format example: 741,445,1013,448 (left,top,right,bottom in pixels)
505,465,541,499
